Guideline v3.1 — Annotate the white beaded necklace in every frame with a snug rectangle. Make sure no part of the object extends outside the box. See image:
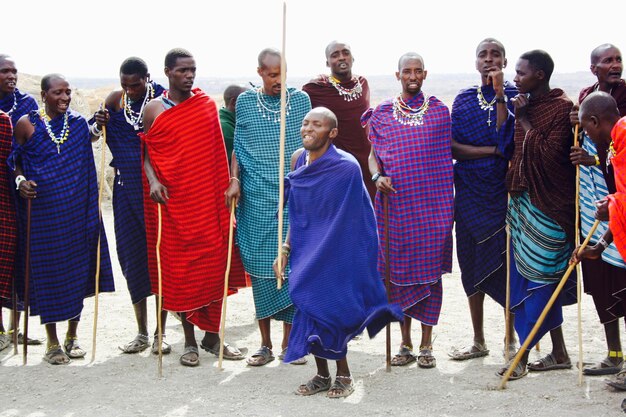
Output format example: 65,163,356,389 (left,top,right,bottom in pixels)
476,87,497,126
328,76,362,102
3,93,17,116
256,87,291,123
39,108,70,154
122,83,154,130
392,94,430,126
